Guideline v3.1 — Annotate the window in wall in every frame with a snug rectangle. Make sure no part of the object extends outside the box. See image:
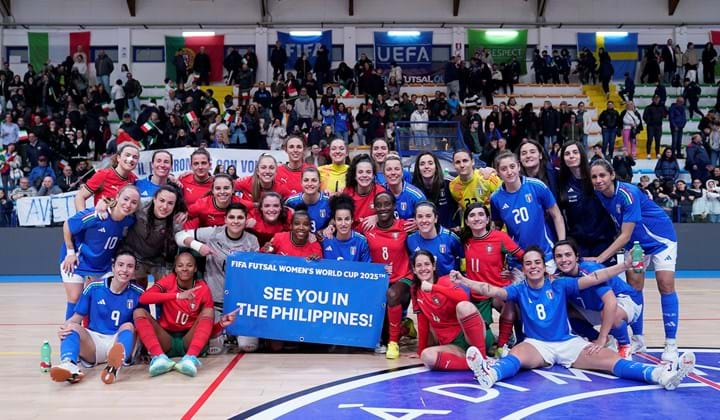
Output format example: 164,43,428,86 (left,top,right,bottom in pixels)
6,46,28,64
90,47,119,62
332,45,344,62
133,46,164,63
432,46,451,63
